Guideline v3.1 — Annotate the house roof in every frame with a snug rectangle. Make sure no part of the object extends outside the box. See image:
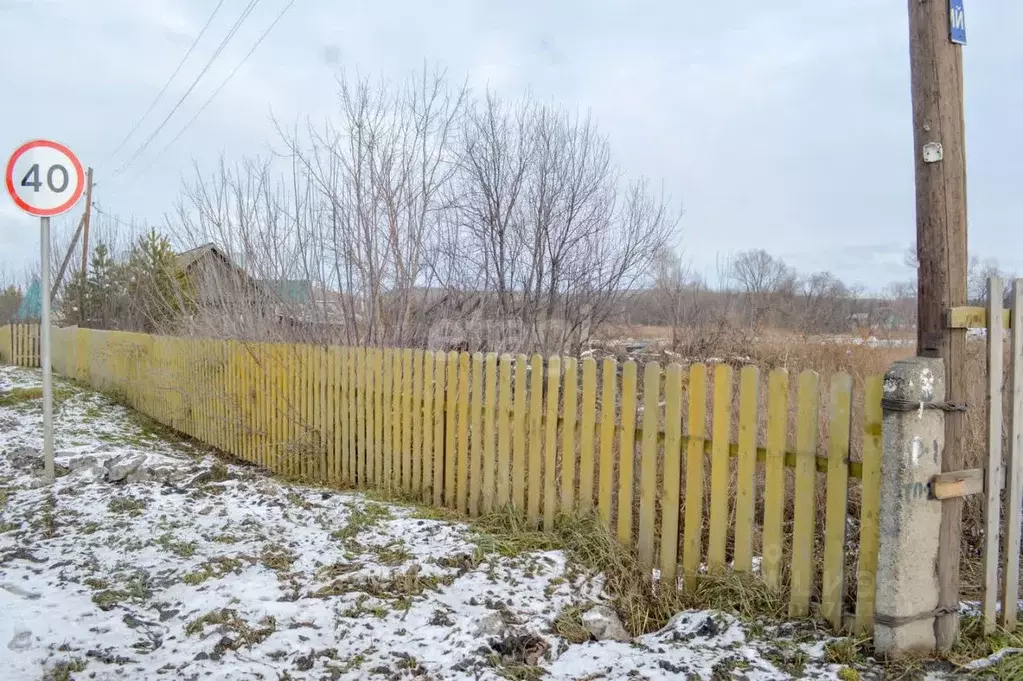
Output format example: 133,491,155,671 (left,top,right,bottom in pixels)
175,243,235,271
